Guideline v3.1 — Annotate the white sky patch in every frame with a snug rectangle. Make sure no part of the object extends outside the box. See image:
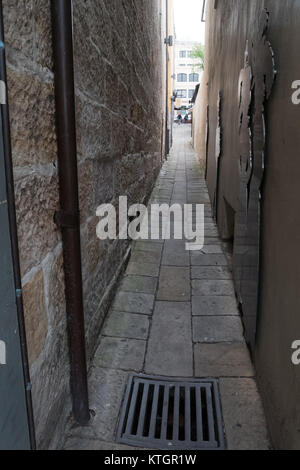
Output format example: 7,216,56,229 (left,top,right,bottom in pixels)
174,0,206,44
